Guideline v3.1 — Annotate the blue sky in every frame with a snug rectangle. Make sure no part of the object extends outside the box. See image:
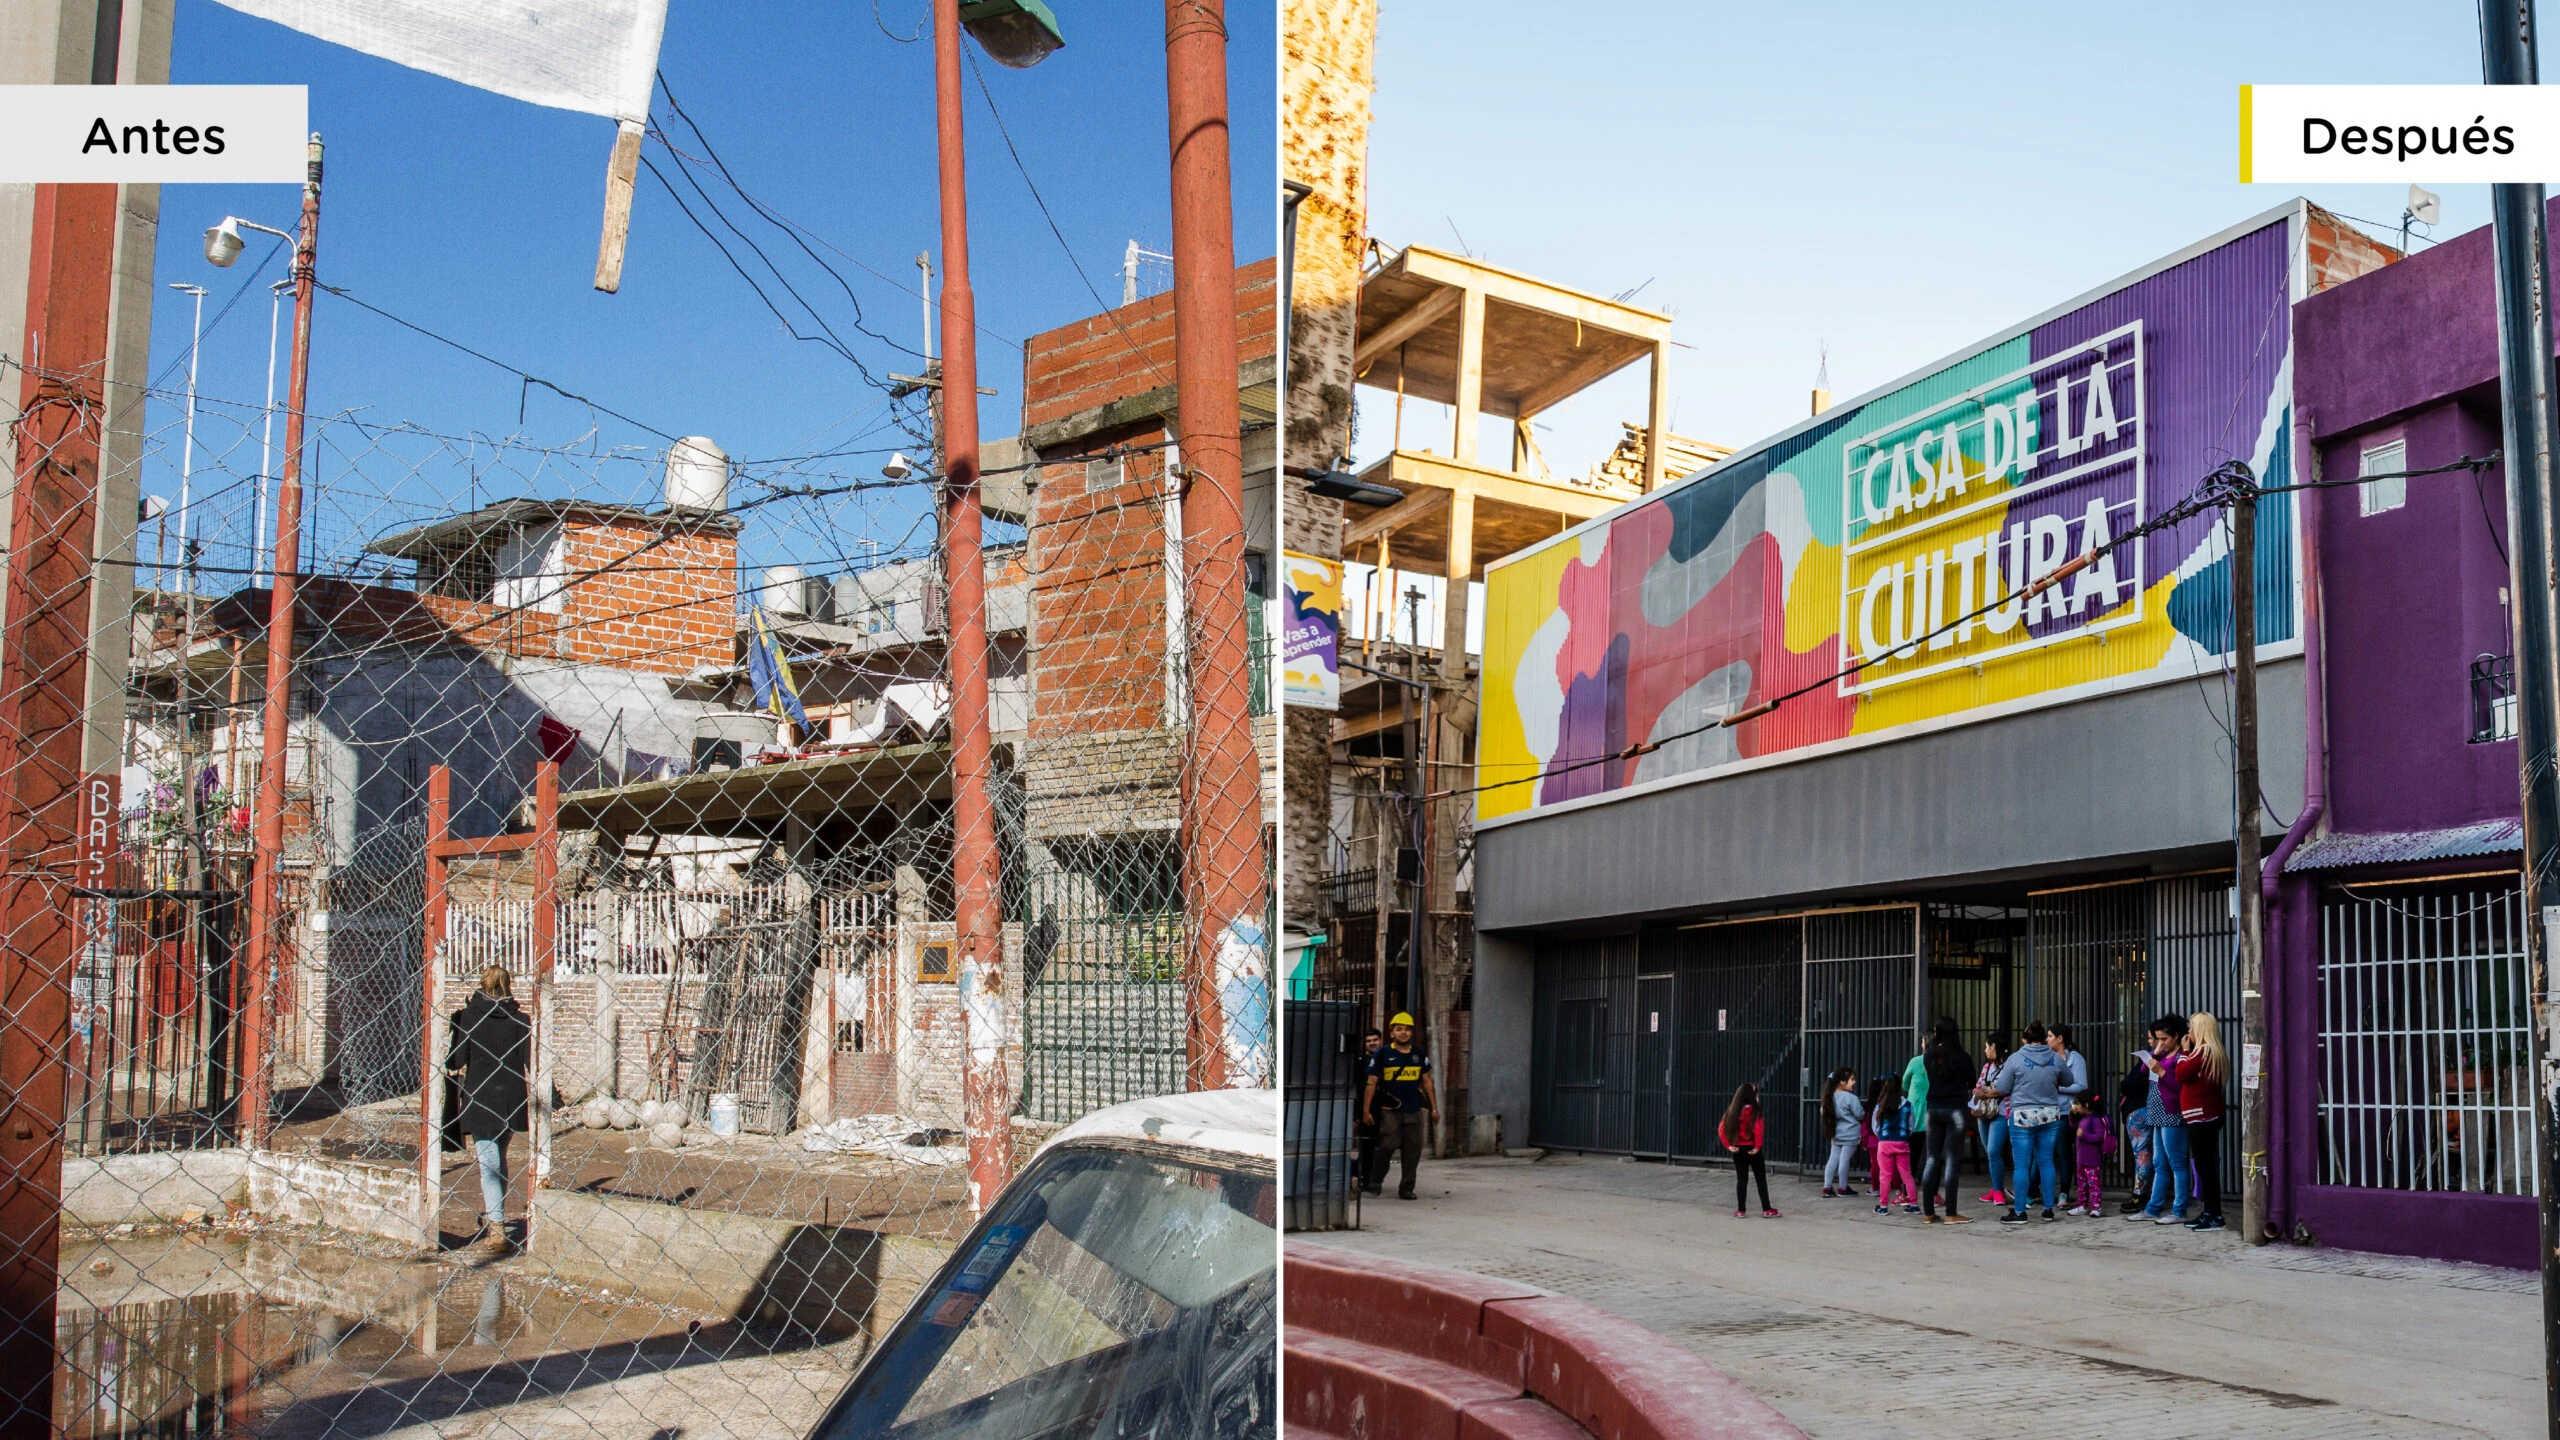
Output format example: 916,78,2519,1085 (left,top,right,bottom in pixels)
139,0,1274,586
1344,0,2498,646
1354,0,2496,479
